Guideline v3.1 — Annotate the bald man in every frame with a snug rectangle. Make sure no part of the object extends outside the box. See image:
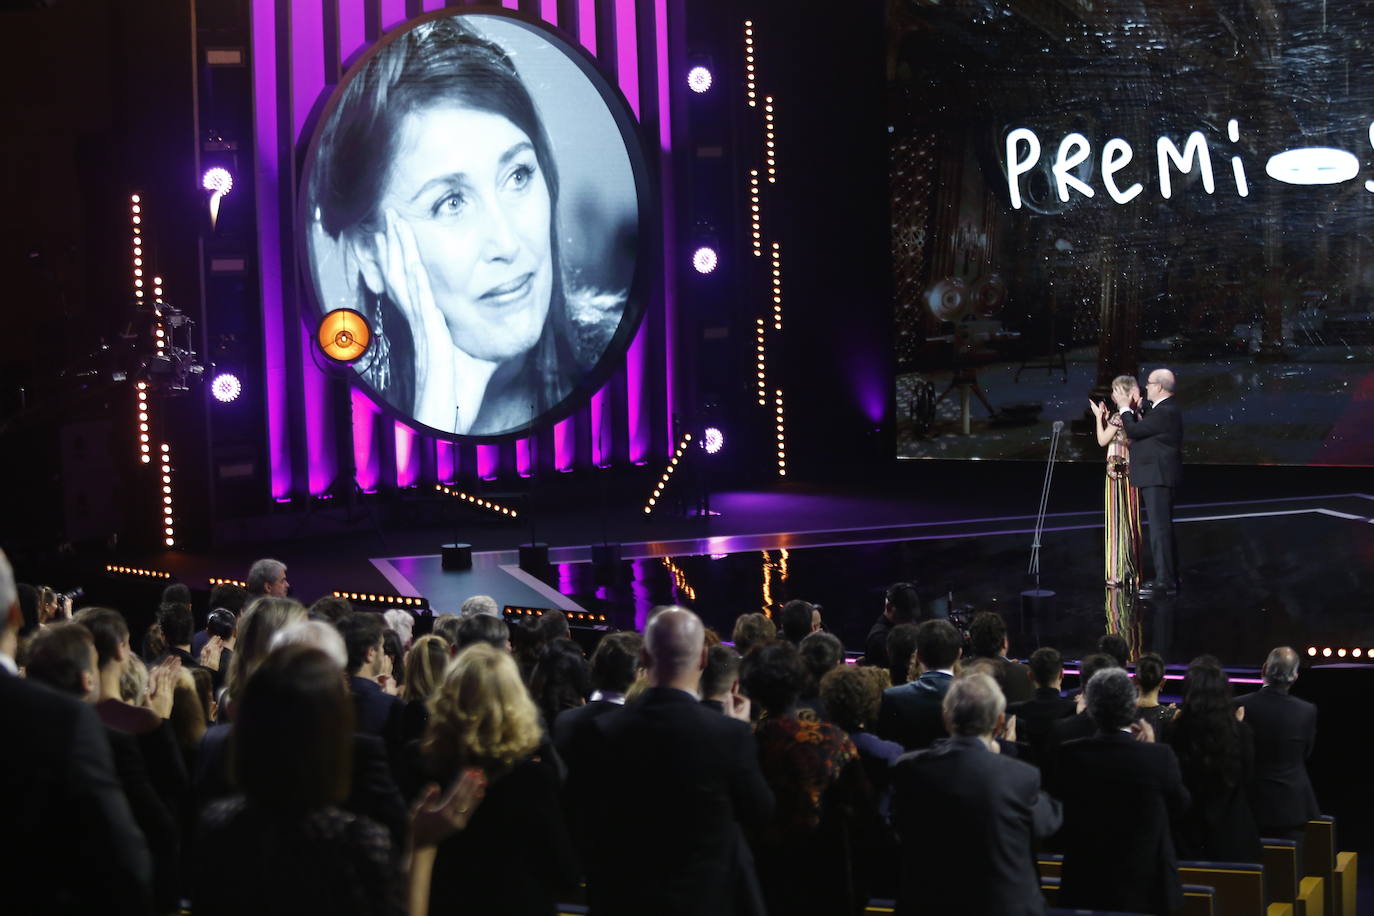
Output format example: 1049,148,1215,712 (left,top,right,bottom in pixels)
564,607,774,916
1116,367,1184,597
